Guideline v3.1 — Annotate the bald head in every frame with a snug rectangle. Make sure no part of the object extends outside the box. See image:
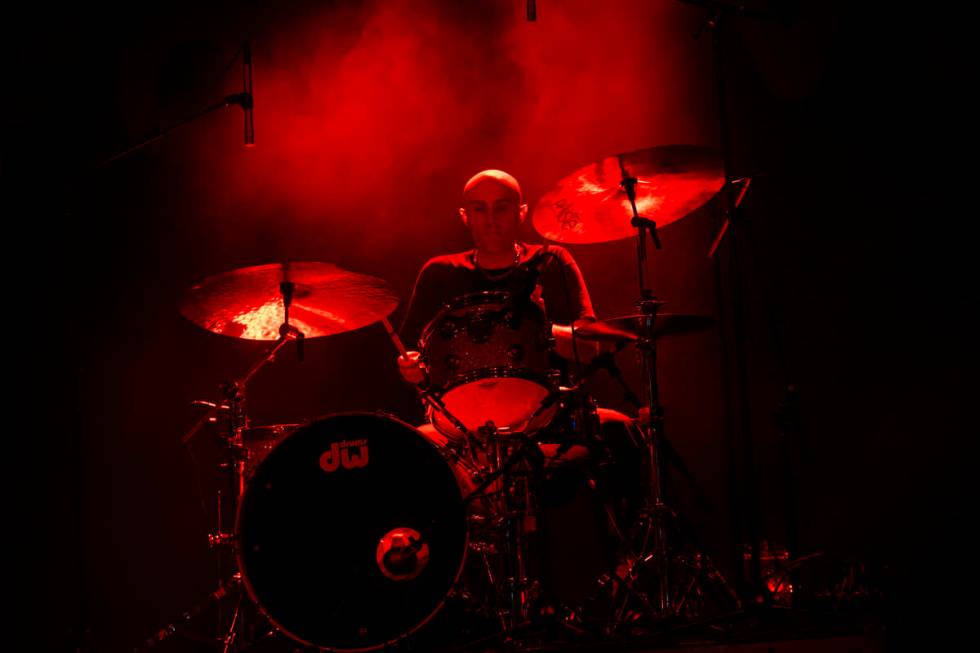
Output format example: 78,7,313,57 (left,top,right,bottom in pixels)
459,169,528,258
462,169,523,204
